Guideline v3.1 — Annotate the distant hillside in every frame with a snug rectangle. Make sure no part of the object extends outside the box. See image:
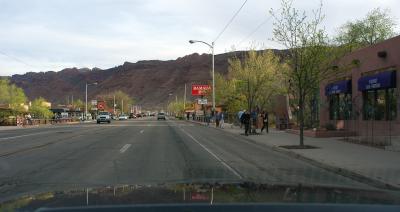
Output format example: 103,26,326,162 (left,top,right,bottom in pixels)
9,50,286,109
